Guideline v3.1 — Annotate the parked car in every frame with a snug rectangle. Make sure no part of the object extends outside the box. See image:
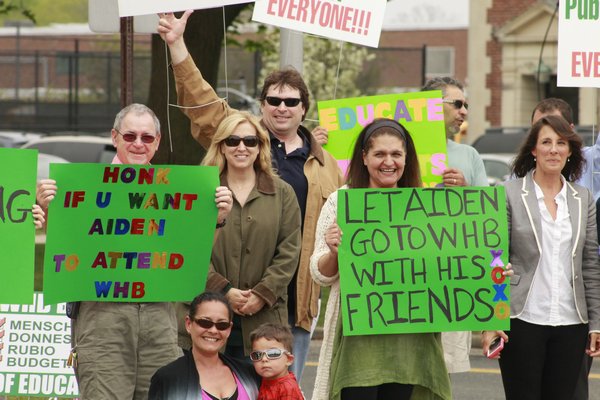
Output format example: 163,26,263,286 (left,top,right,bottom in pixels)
216,87,260,115
37,153,69,180
0,131,44,148
480,153,514,186
21,135,115,163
